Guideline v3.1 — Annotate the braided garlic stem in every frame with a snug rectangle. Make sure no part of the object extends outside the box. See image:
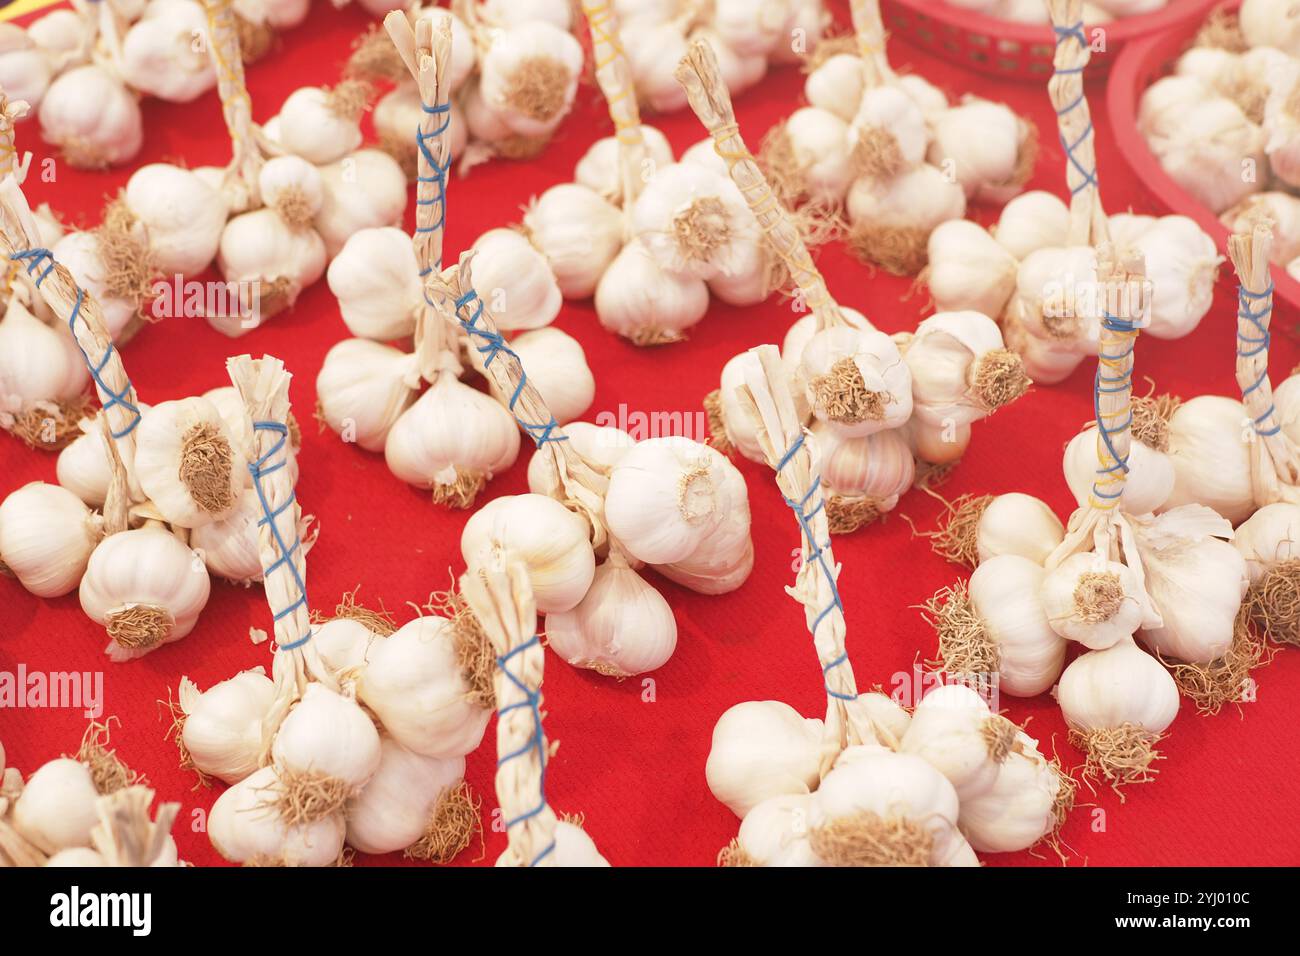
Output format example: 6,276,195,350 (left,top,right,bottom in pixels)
1047,0,1108,247
200,0,263,210
581,0,650,208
